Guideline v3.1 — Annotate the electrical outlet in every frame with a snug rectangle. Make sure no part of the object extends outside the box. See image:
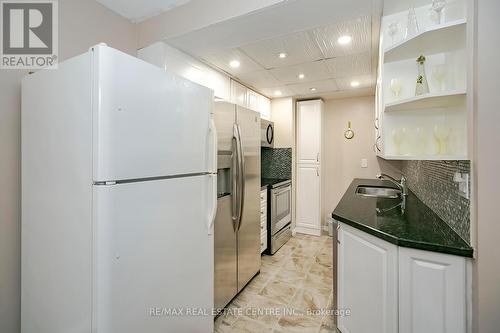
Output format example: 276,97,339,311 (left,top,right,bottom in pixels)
361,158,368,168
453,172,469,199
